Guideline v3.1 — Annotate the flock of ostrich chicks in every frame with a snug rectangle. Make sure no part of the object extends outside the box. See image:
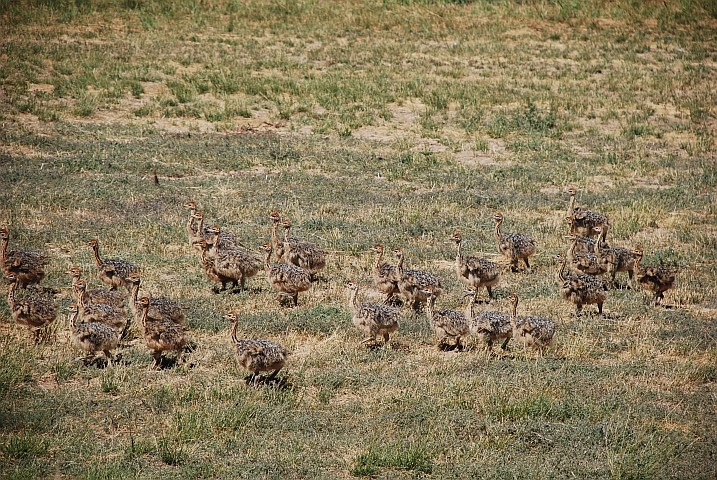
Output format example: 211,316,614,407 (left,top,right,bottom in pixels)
2,188,679,383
